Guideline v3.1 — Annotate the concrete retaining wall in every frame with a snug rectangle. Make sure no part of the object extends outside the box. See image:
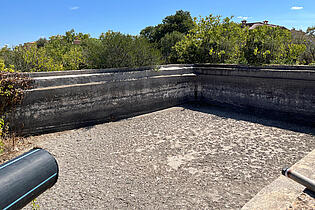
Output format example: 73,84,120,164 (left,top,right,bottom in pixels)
9,64,315,135
195,64,315,126
10,65,196,135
